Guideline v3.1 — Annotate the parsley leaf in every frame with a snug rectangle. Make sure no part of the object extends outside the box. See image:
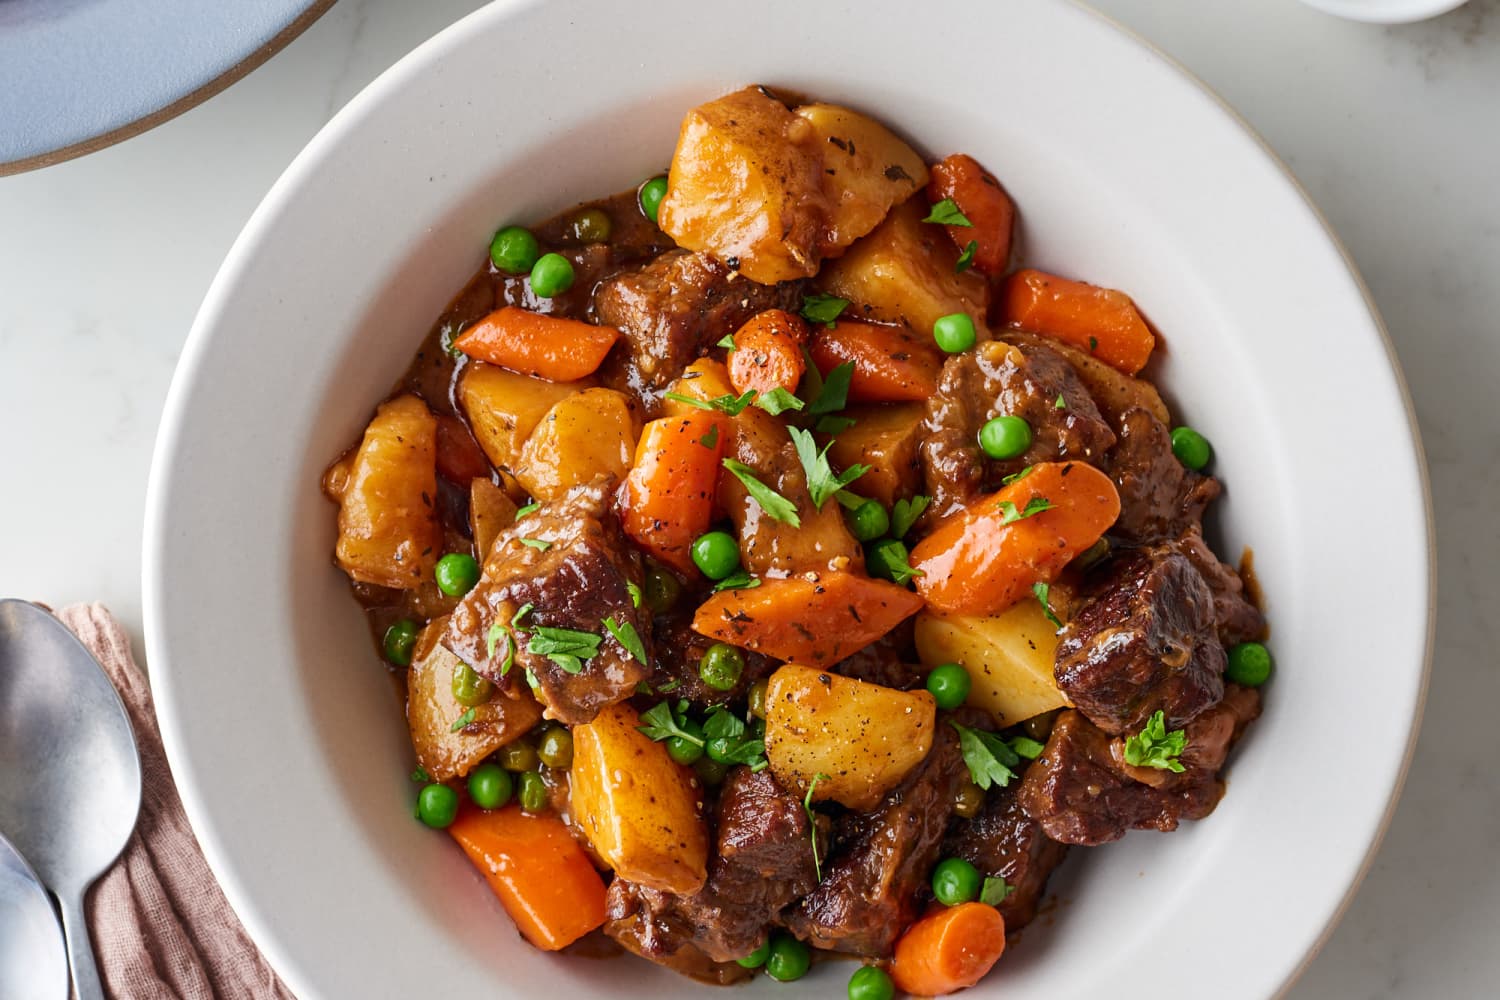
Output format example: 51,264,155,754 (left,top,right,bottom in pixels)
514,502,540,519
637,701,704,747
1054,394,1066,410
1089,336,1099,353
756,386,805,415
703,708,769,770
699,424,720,449
603,616,648,666
1033,581,1064,630
890,495,930,539
664,390,758,416
805,772,831,882
874,541,924,586
923,198,973,227
834,490,868,511
712,571,761,593
718,333,736,350
722,459,801,526
997,496,1053,525
981,876,1016,907
1008,735,1045,760
450,707,477,732
626,581,643,608
410,766,430,783
789,425,869,510
800,293,849,328
1122,710,1188,773
815,415,857,434
951,720,1023,790
526,625,603,675
955,239,979,273
1000,465,1035,487
519,537,551,551
808,361,855,416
